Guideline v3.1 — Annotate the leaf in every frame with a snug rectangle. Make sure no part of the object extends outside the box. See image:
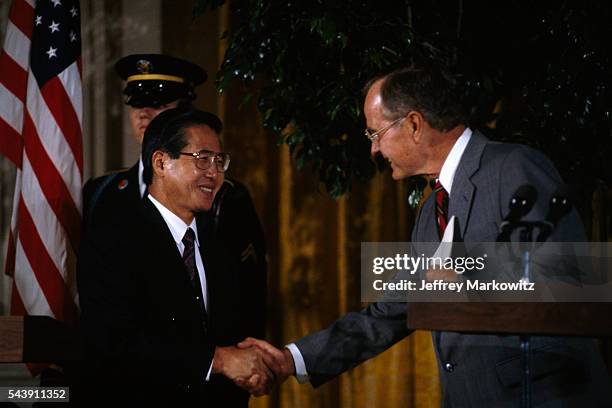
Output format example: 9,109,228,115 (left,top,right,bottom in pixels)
319,18,336,45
